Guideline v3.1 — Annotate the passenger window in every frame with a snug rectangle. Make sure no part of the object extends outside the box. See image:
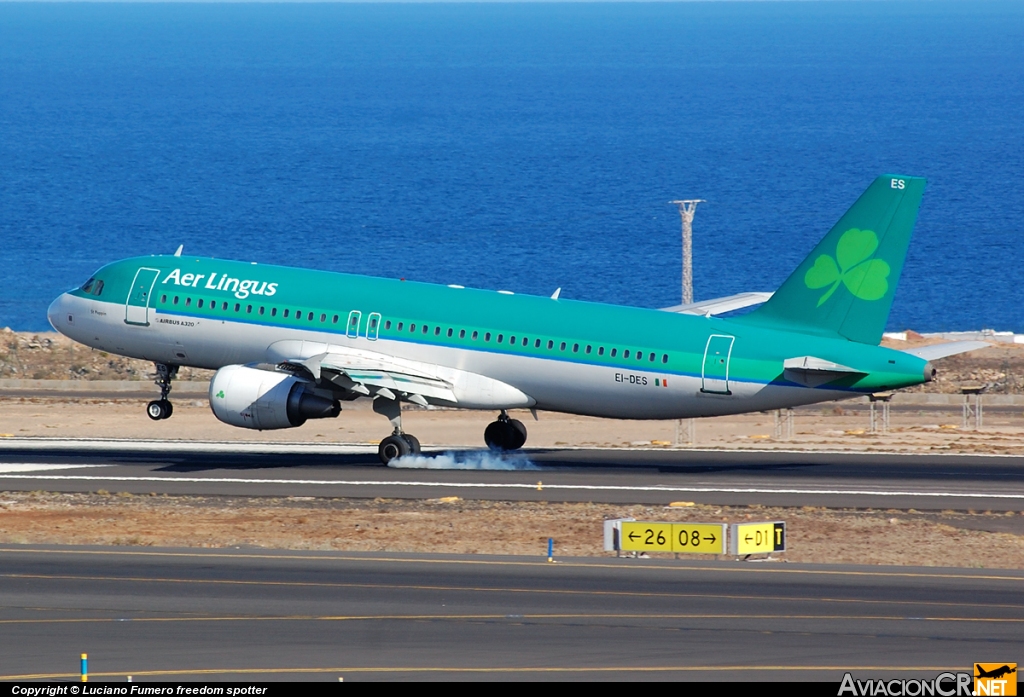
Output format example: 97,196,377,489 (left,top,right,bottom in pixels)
485,333,491,342
447,328,453,338
398,322,404,331
497,335,503,343
637,352,643,361
509,335,515,344
185,298,192,307
586,345,592,354
547,340,553,349
523,337,528,346
271,308,277,317
333,315,339,324
320,313,326,322
472,331,478,340
247,305,252,314
259,306,265,316
385,320,392,330
611,348,617,357
459,329,466,339
410,324,416,333
560,342,566,351
284,309,290,318
307,312,314,321
423,325,429,334
434,326,440,336
598,347,604,356
535,339,541,348
573,343,579,353
649,353,656,362
222,302,228,310
624,350,630,359
197,299,204,309
173,296,179,305
161,295,167,304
